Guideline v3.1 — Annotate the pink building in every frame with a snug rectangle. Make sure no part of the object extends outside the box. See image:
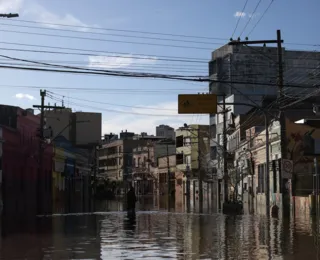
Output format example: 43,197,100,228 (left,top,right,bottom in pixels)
0,106,53,218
